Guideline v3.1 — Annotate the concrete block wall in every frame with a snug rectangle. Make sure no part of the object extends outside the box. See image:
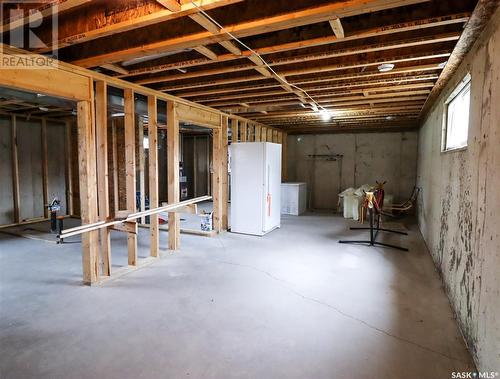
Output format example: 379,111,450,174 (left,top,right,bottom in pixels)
286,131,418,210
416,8,500,371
